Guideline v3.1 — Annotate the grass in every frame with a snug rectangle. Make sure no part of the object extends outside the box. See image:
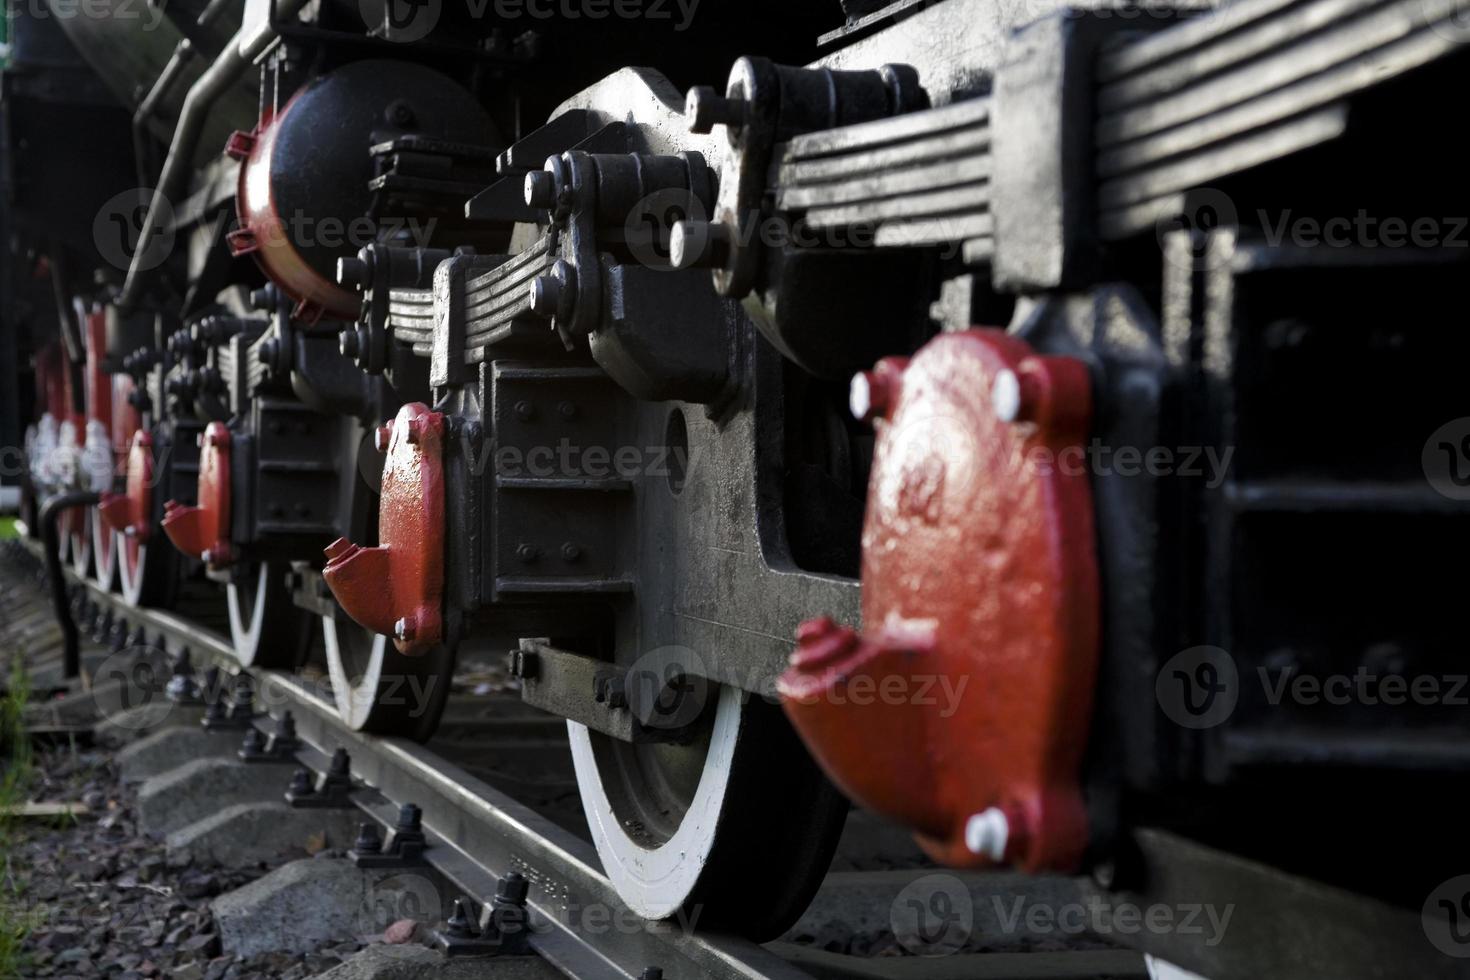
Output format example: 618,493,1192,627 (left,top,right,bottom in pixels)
0,655,34,979
0,518,16,541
